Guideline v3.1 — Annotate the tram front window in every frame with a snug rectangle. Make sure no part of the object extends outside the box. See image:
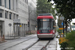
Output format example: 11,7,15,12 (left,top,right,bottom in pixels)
37,19,53,30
